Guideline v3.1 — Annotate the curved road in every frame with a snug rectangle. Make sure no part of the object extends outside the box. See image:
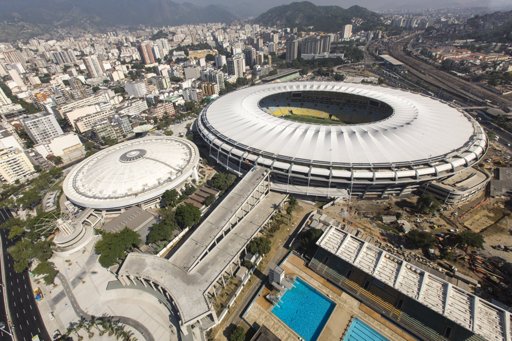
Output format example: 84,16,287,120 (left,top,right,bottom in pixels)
56,273,155,341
